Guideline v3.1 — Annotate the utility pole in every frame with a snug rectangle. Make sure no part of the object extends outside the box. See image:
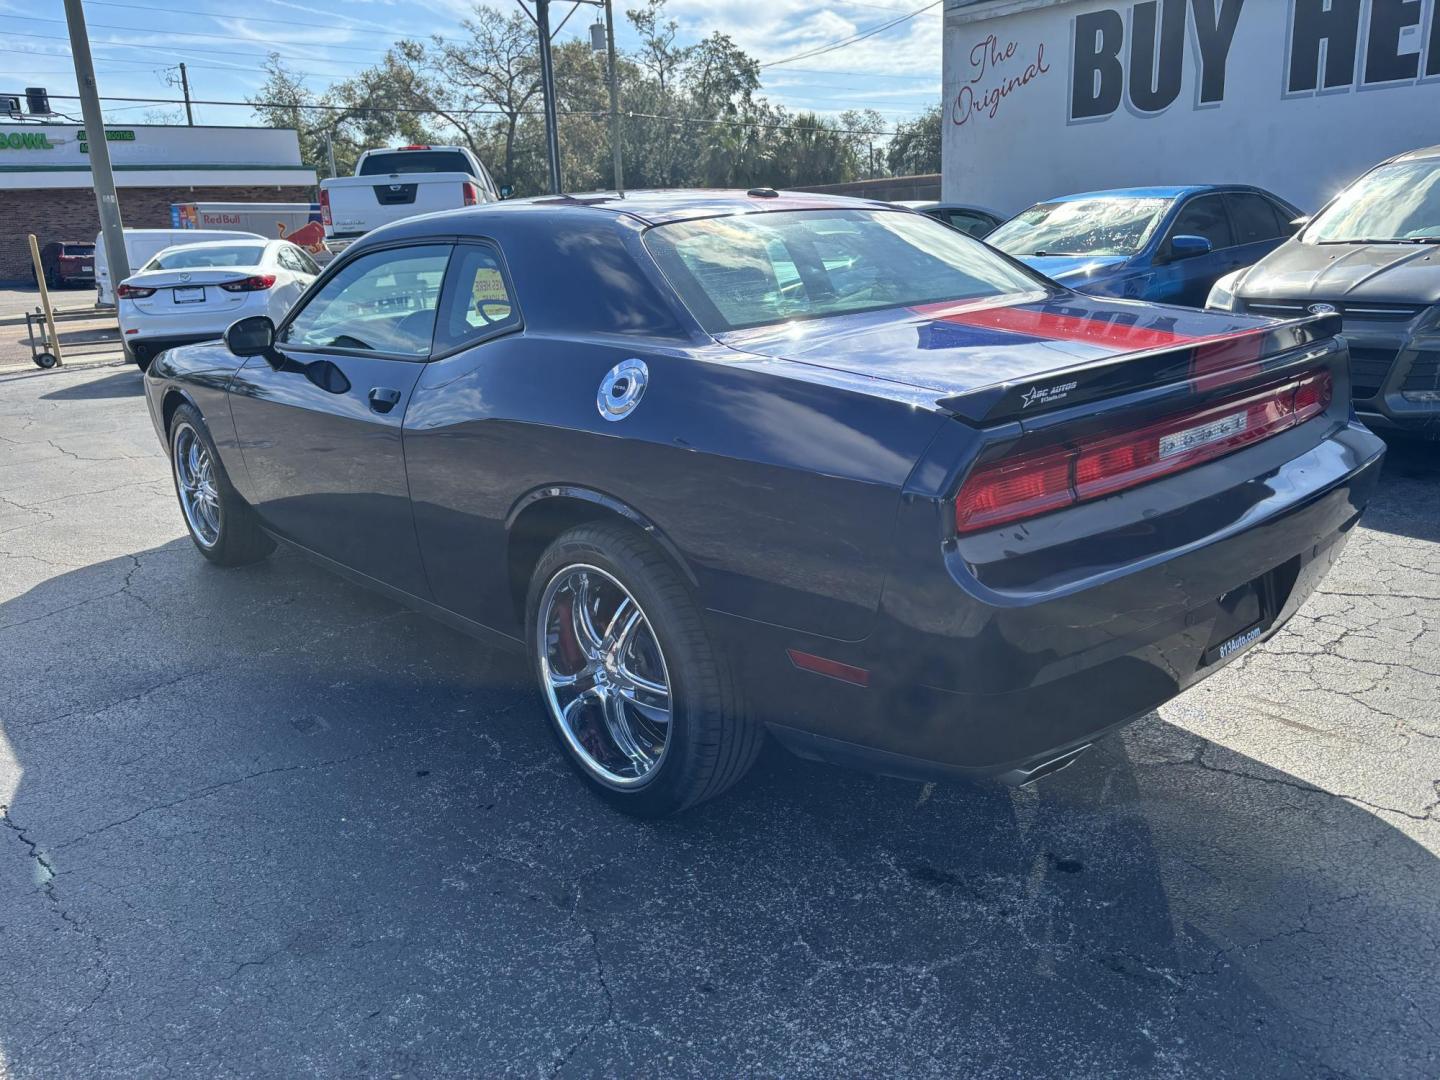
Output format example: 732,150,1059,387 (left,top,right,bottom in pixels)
62,0,130,292
324,133,337,179
535,0,562,194
603,0,623,194
178,62,194,125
